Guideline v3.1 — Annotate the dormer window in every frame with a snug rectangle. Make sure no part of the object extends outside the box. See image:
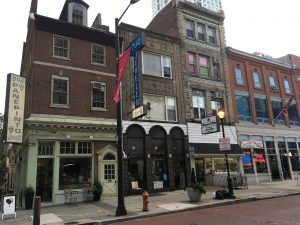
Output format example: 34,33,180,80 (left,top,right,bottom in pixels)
72,3,83,25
